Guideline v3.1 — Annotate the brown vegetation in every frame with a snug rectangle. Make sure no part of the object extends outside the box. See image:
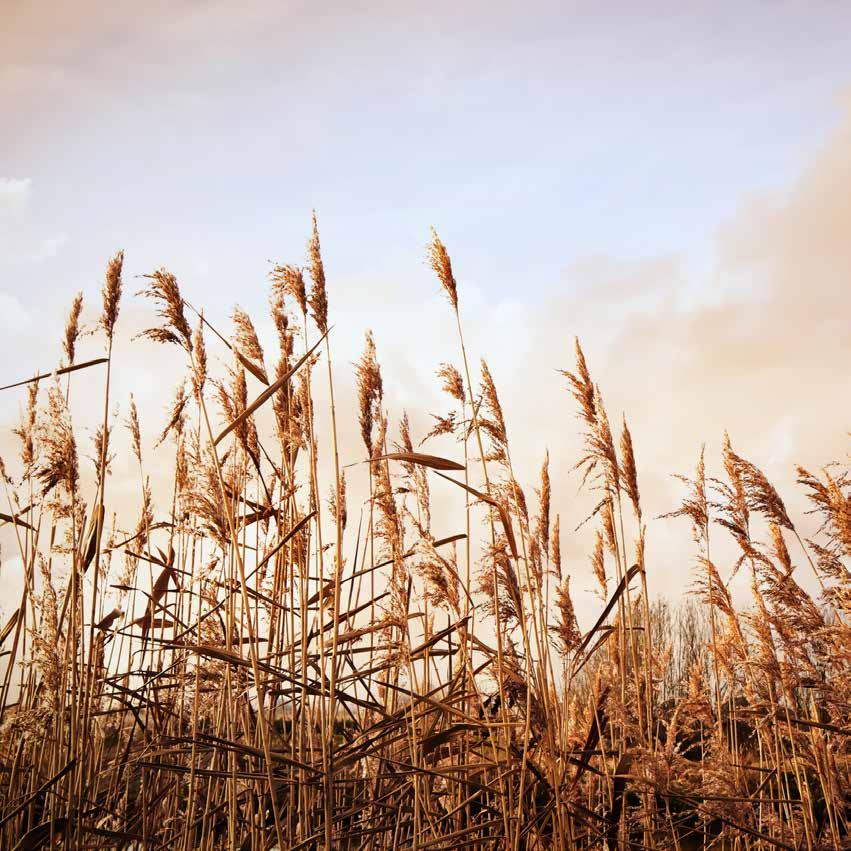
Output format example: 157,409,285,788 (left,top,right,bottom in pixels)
0,222,849,850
